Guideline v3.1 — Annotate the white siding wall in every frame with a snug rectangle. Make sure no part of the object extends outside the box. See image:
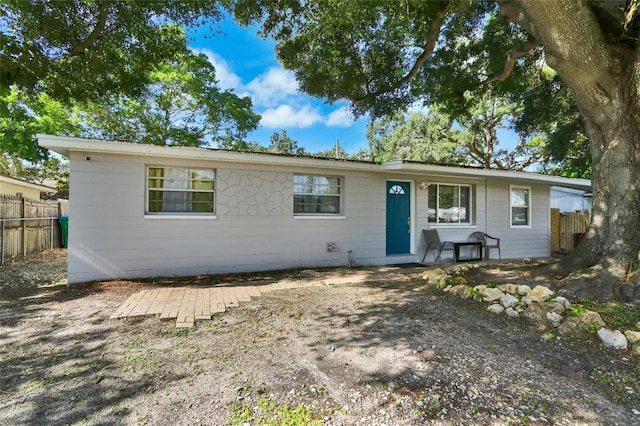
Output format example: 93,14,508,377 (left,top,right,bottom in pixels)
67,151,552,283
68,152,401,283
414,177,487,262
414,179,550,261
486,181,550,259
